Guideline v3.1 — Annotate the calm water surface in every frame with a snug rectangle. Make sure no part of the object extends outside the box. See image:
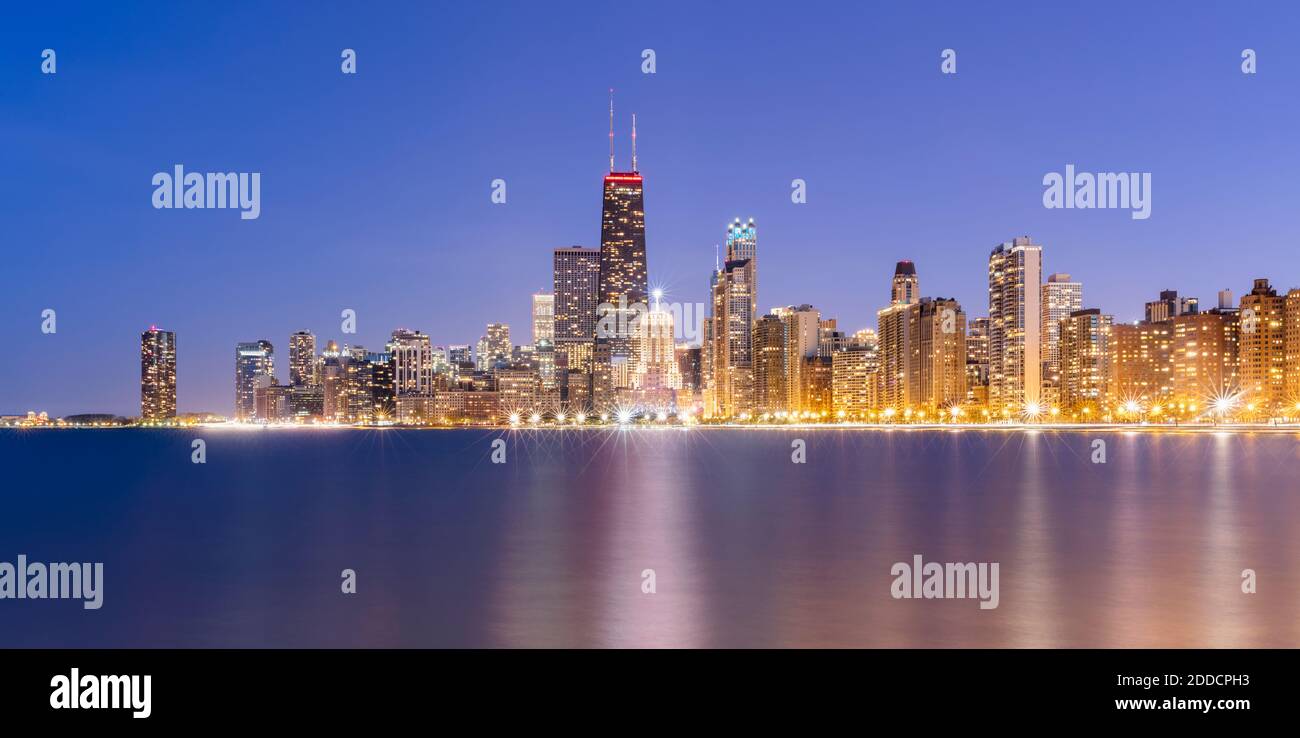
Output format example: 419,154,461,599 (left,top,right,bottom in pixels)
1,428,1297,647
